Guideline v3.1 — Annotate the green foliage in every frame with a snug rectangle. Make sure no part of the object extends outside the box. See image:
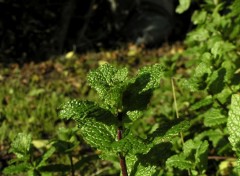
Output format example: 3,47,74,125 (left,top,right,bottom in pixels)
174,0,240,174
166,140,209,175
3,0,240,175
59,64,189,175
3,129,86,175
